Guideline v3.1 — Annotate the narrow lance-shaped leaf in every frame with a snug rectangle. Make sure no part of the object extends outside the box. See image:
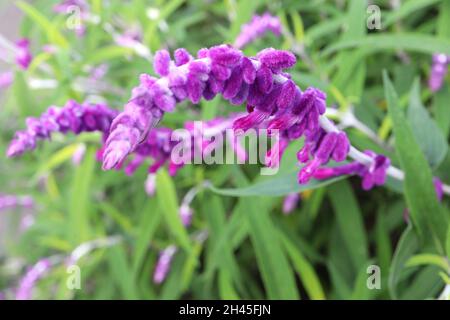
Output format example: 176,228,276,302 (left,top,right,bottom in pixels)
384,71,448,251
